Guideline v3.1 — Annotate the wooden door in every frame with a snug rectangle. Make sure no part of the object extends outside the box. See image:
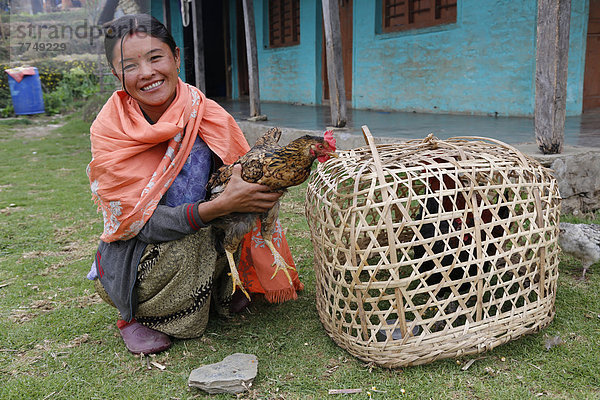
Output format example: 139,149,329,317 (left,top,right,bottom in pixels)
322,0,352,101
583,0,600,111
